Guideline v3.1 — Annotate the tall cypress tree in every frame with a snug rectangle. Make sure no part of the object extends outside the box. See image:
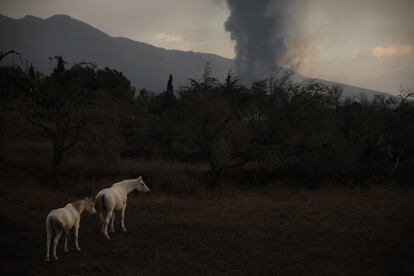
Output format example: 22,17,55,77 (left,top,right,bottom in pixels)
166,74,174,95
164,74,176,108
28,63,35,79
53,56,65,76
